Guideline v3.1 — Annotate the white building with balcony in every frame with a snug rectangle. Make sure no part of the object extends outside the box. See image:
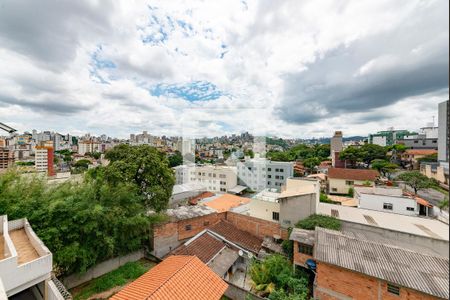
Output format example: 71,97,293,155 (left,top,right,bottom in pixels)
0,215,68,300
